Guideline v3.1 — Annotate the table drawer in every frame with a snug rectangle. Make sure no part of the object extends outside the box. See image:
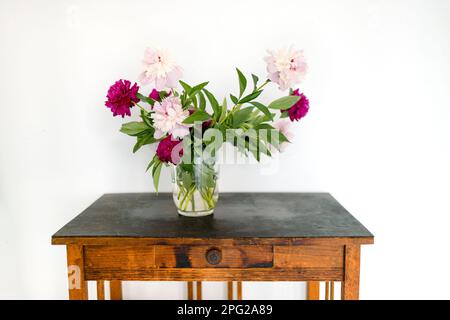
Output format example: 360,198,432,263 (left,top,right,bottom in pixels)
274,245,344,268
84,245,273,273
85,246,156,274
155,245,273,268
83,244,345,281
